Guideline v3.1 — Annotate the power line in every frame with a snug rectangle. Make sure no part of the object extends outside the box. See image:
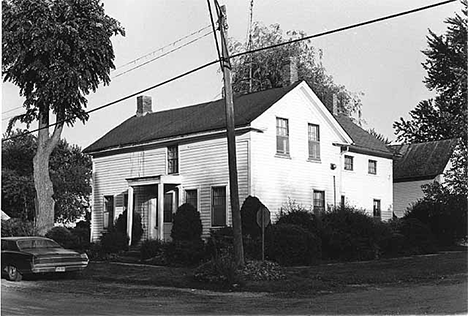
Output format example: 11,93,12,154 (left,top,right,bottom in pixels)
2,59,219,142
2,0,456,141
231,0,457,59
114,25,211,71
112,30,213,79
